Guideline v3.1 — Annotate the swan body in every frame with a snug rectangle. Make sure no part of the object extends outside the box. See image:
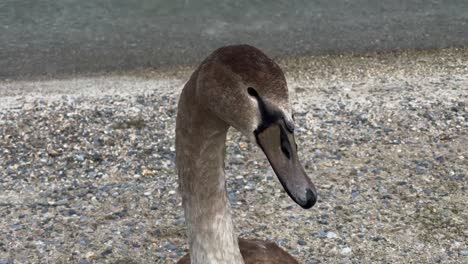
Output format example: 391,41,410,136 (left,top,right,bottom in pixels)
177,238,298,264
175,45,317,264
